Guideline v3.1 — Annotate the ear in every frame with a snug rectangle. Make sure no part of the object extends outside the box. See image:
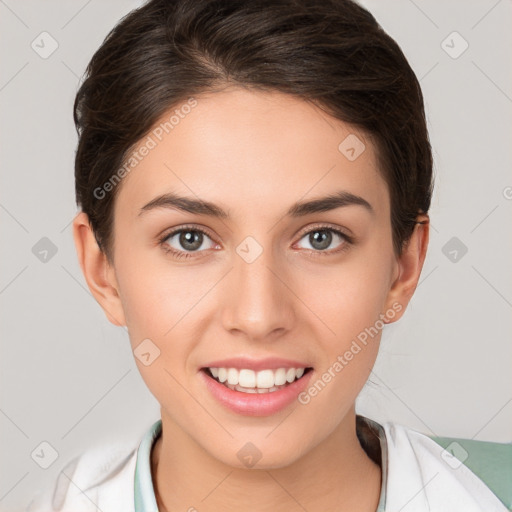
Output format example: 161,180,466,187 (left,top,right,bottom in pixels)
383,214,430,323
72,211,126,327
